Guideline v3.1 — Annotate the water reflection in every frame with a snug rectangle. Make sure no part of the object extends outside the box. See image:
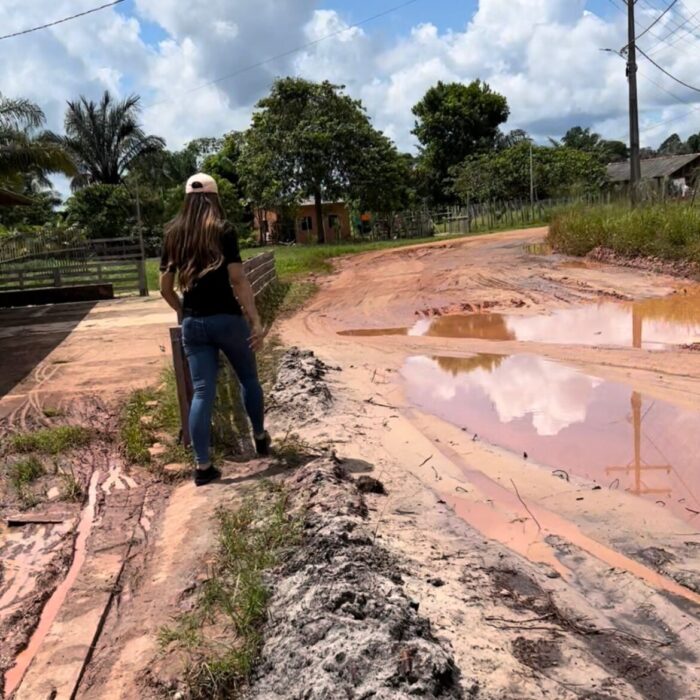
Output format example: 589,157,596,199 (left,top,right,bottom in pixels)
340,289,700,348
401,353,700,520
